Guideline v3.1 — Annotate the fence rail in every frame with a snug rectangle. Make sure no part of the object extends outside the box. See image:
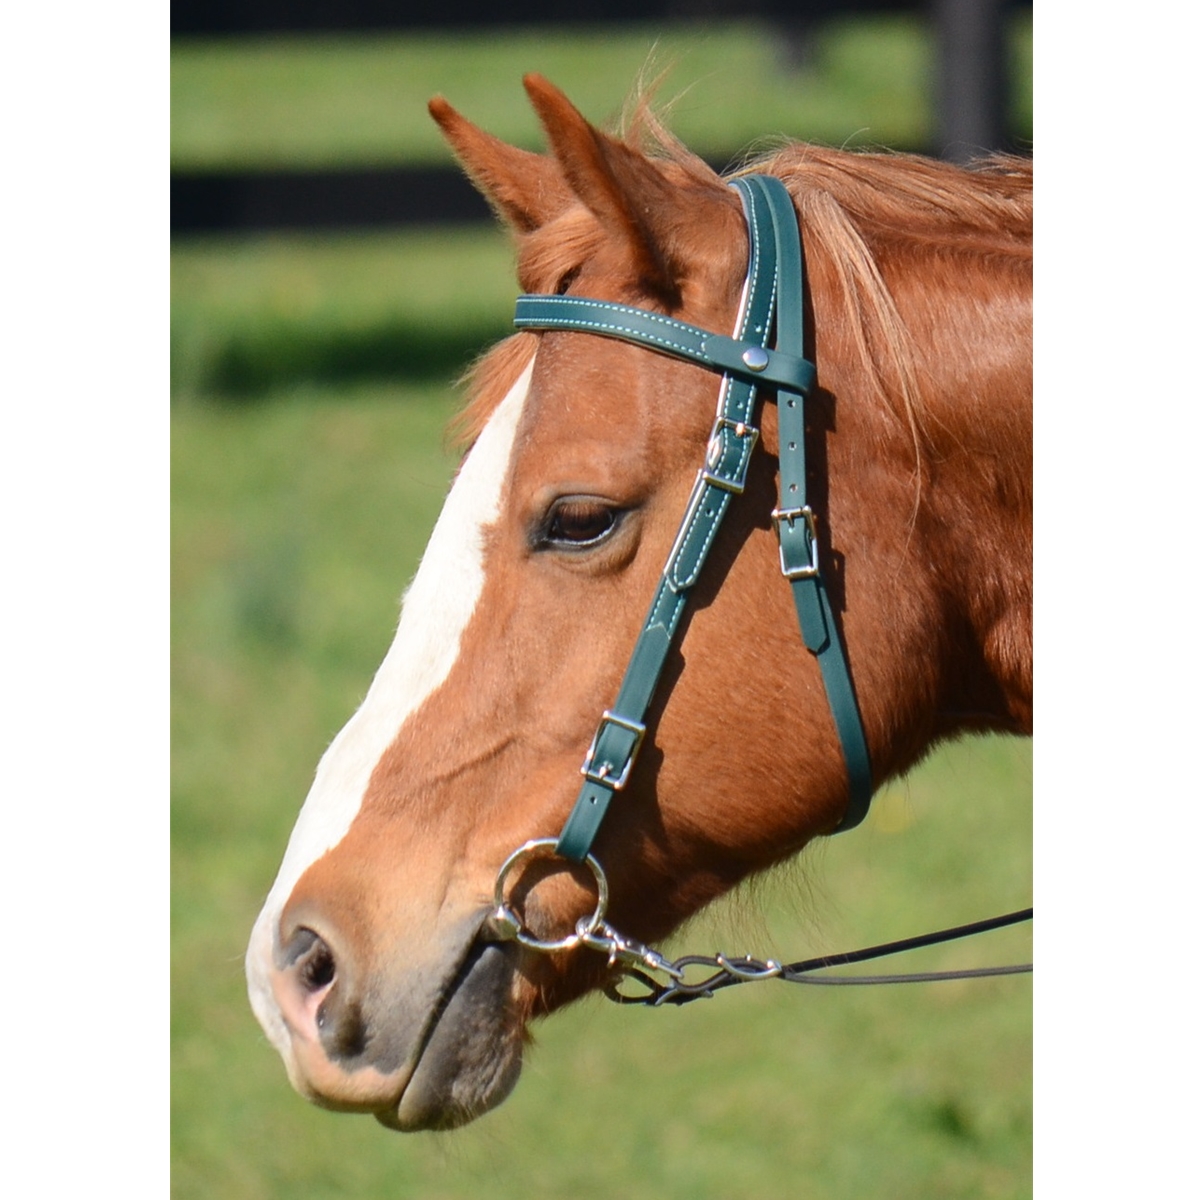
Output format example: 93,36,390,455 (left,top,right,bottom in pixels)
172,0,926,37
171,0,1029,233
